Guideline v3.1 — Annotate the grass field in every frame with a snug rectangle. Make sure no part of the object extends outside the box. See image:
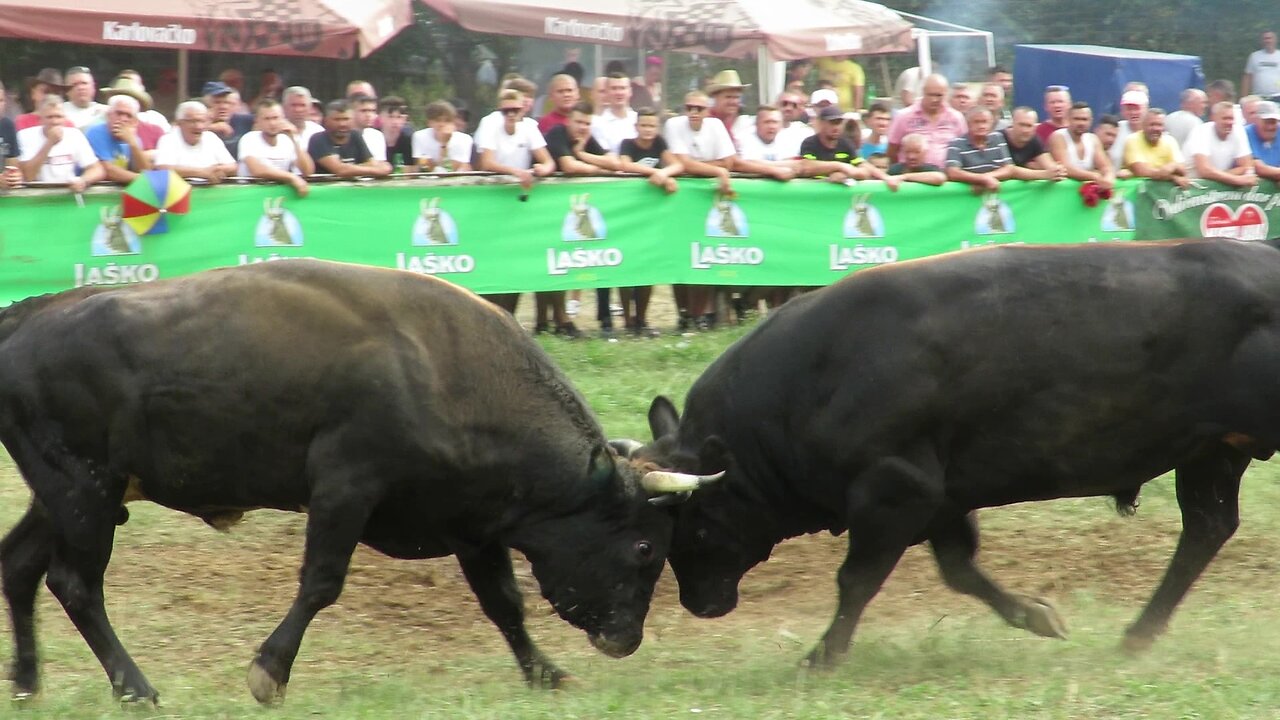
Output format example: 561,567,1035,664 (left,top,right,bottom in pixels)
4,324,1280,719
